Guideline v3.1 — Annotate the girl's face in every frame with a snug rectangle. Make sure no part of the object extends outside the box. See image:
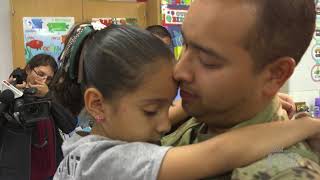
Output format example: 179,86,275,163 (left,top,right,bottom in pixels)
26,65,54,85
88,61,177,143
